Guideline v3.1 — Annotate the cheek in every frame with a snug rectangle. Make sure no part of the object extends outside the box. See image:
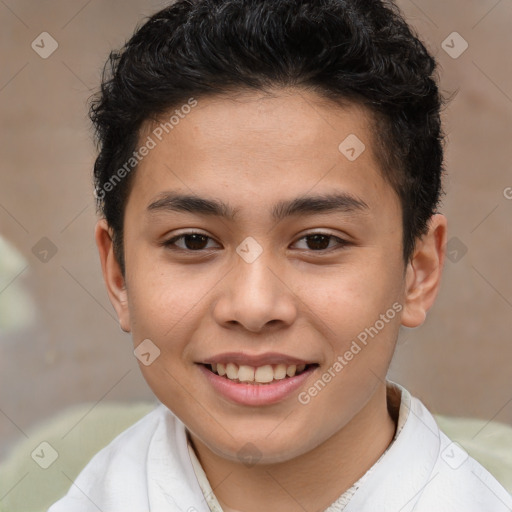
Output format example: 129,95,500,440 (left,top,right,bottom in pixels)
300,259,402,332
298,262,404,385
126,257,206,339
